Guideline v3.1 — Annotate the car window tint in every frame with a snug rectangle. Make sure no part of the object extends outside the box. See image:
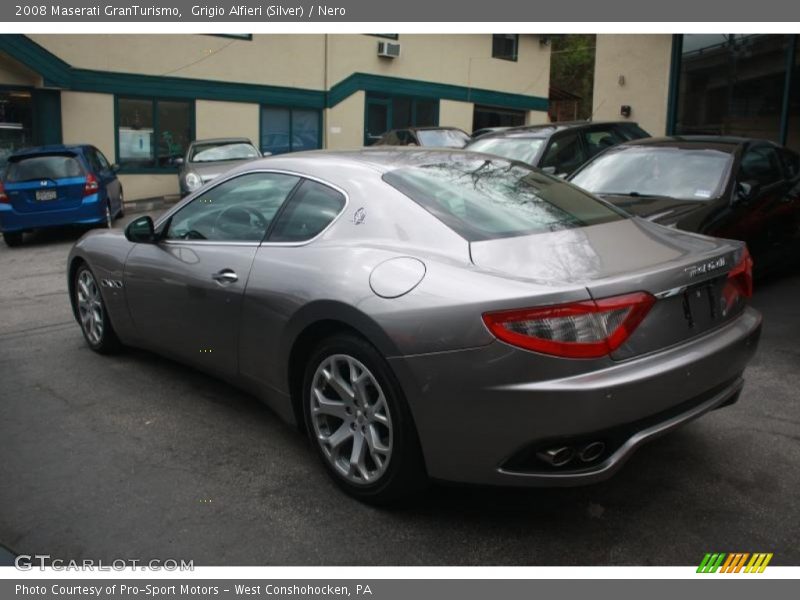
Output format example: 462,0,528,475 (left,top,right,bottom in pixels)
539,131,587,175
85,149,104,173
268,179,346,243
166,172,300,242
6,154,84,182
583,127,626,158
384,156,625,242
740,146,783,186
781,149,800,178
95,149,112,171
